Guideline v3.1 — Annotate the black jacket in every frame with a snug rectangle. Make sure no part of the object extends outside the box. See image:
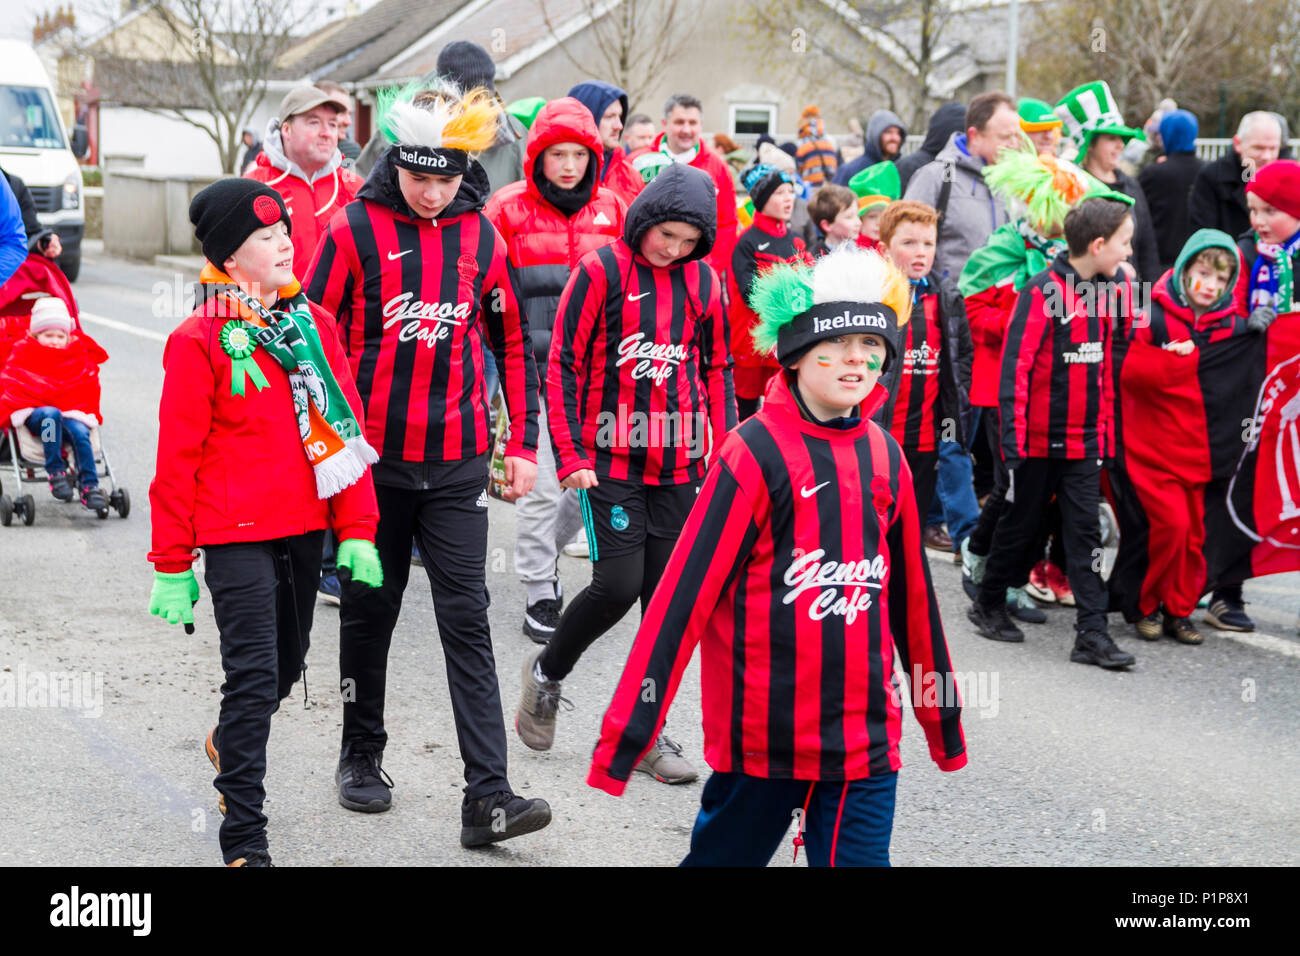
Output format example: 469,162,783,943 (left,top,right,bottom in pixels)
1138,152,1204,271
1189,150,1251,241
872,272,973,444
2,170,52,252
1108,169,1162,286
896,102,966,192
